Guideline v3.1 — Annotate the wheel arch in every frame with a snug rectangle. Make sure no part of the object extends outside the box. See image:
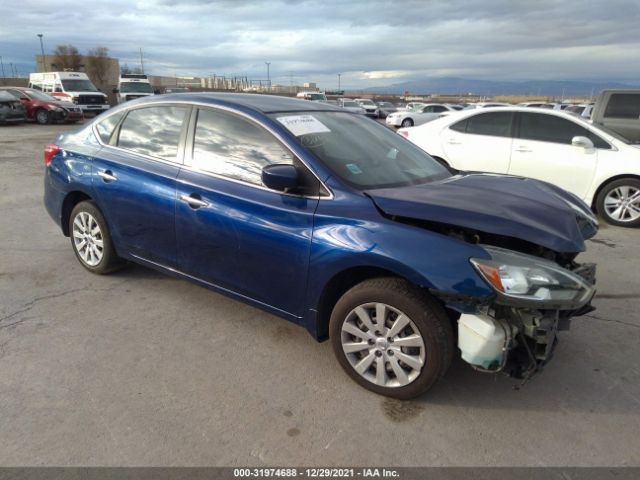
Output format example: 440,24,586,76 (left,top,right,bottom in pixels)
61,190,93,236
312,264,443,342
591,174,640,210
